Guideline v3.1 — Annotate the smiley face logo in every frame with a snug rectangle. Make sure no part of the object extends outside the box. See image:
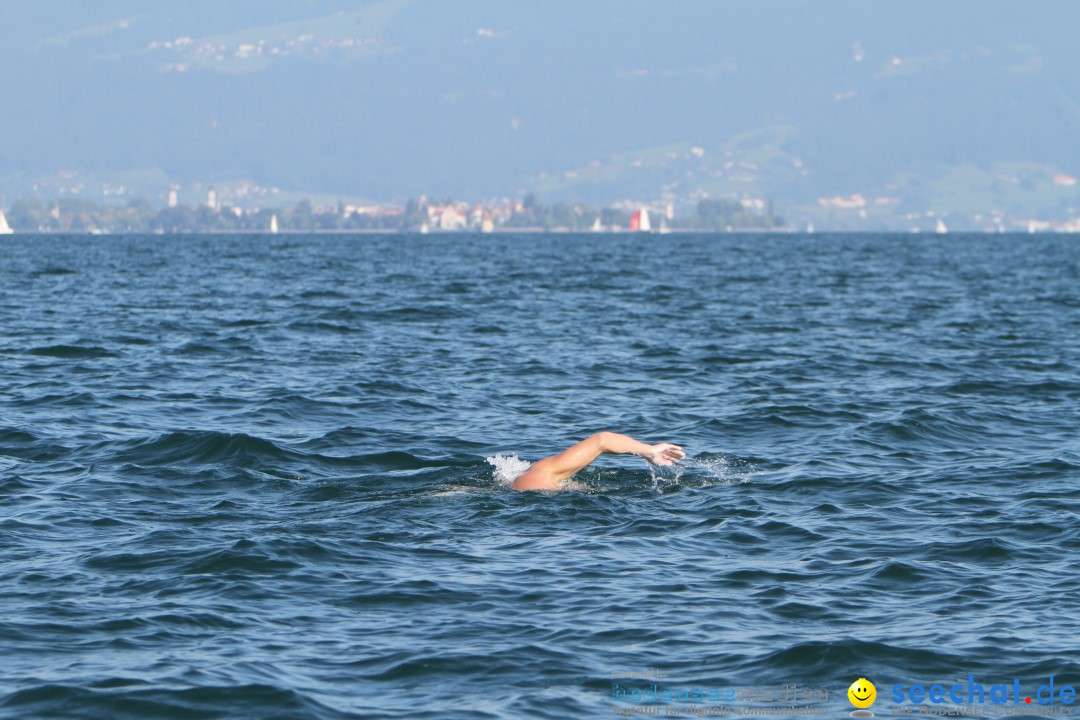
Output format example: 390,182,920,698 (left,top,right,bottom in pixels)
848,678,877,715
